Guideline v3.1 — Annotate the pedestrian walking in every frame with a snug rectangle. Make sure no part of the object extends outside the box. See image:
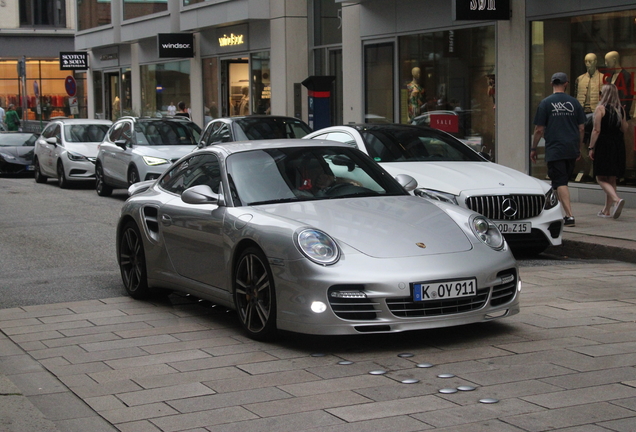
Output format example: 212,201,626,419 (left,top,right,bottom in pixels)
588,83,628,219
531,72,586,227
5,104,21,131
